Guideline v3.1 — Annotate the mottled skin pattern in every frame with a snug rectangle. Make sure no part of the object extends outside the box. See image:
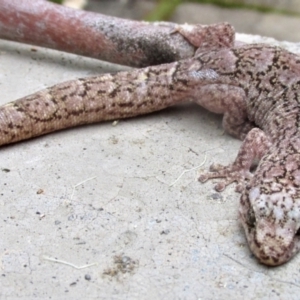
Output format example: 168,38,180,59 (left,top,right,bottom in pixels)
1,44,300,266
